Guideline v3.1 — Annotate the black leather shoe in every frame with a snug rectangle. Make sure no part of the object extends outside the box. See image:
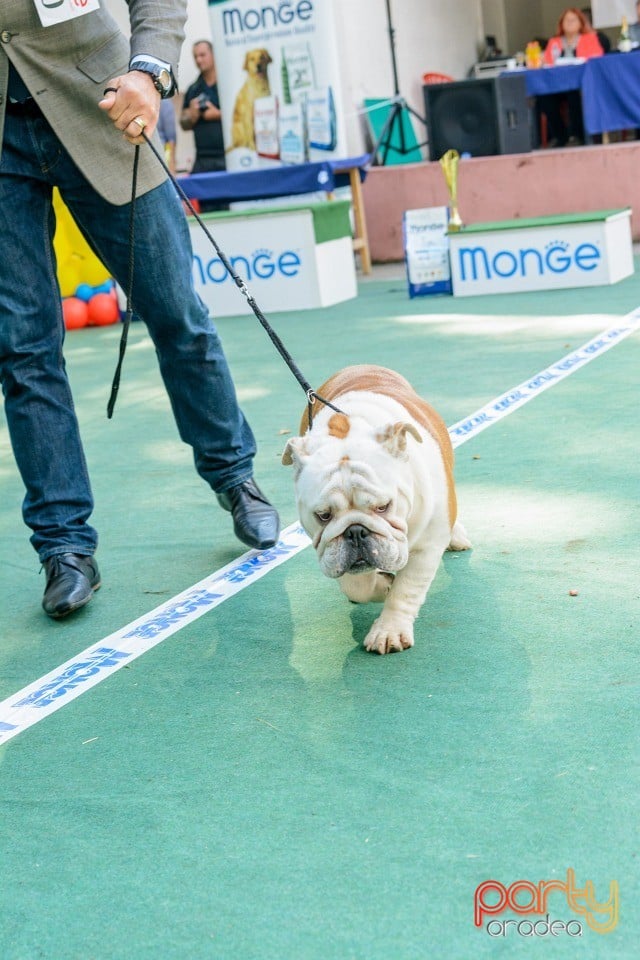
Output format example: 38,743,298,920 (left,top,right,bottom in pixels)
42,553,101,619
216,478,280,550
